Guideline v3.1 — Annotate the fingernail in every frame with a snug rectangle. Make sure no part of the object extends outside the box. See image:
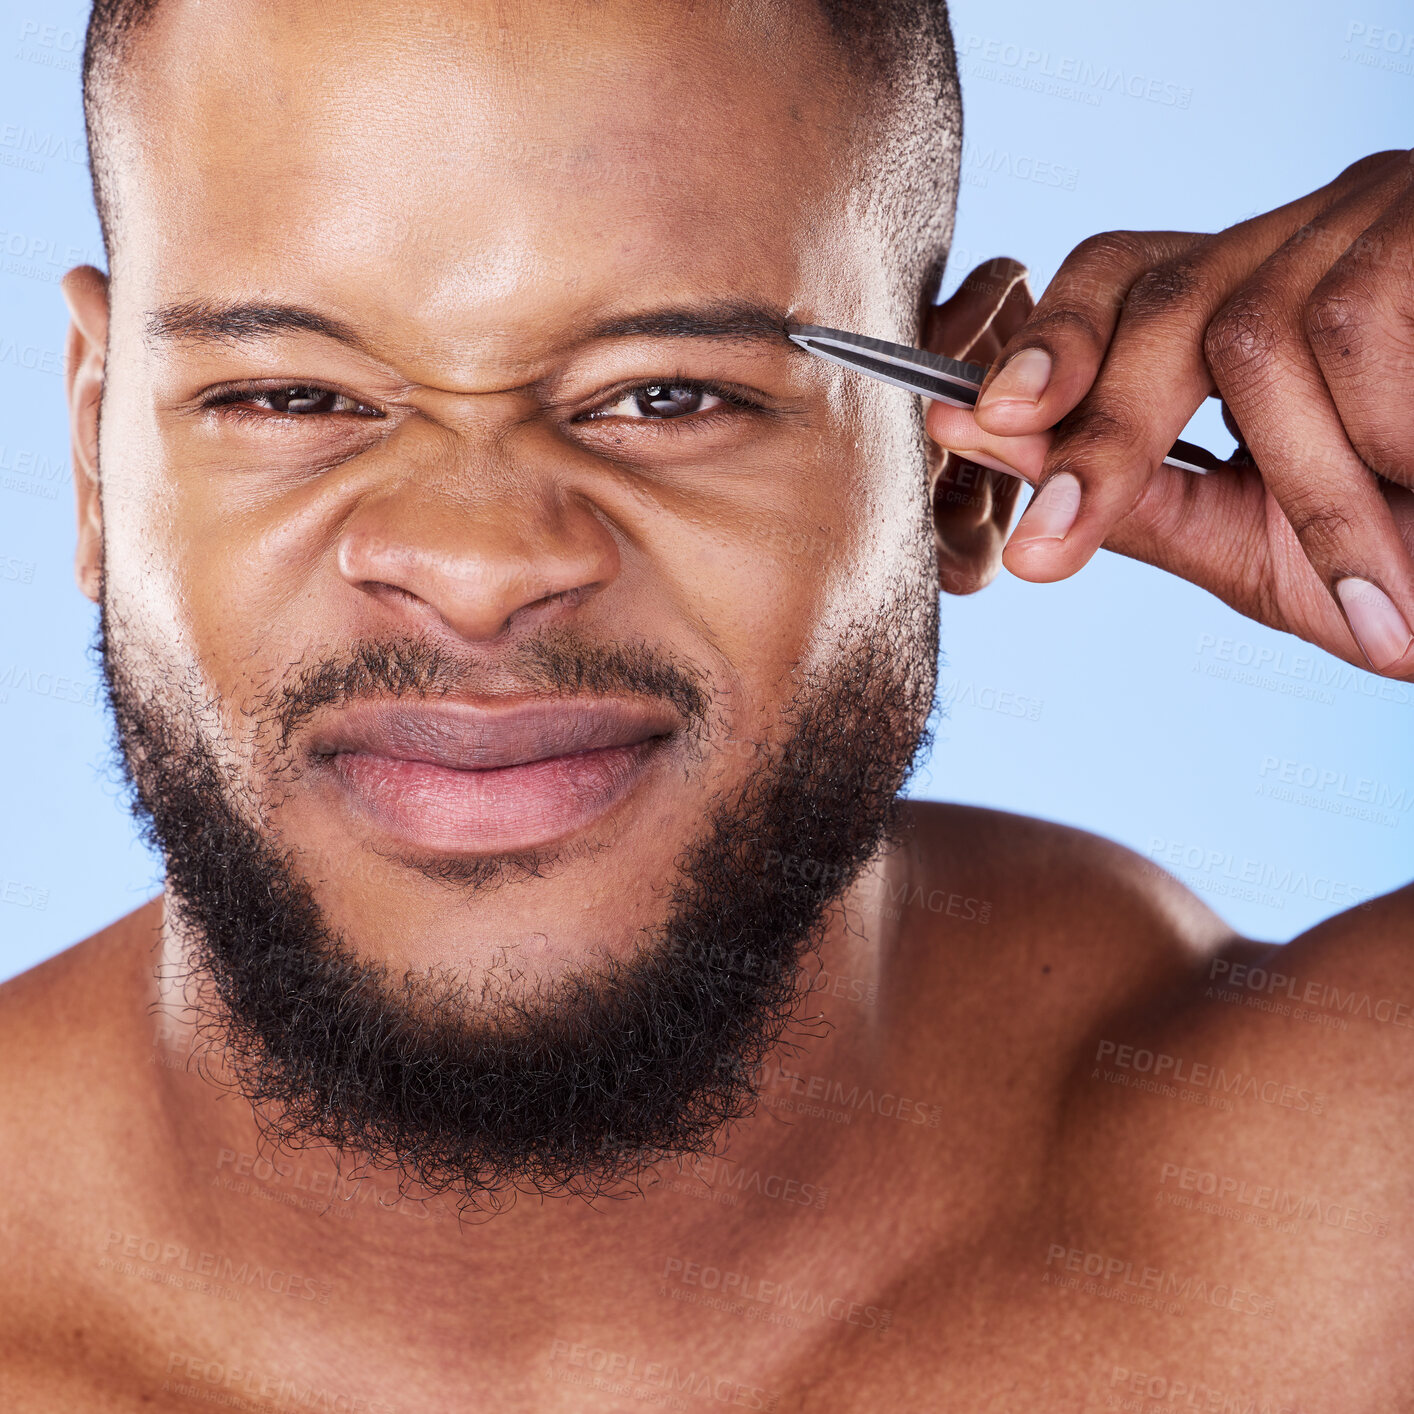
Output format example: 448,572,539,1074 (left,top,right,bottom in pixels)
1010,472,1082,544
977,348,1052,411
1335,577,1413,671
